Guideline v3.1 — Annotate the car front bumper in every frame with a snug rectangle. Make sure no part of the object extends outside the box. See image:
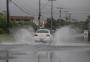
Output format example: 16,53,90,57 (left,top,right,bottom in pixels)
34,37,51,43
